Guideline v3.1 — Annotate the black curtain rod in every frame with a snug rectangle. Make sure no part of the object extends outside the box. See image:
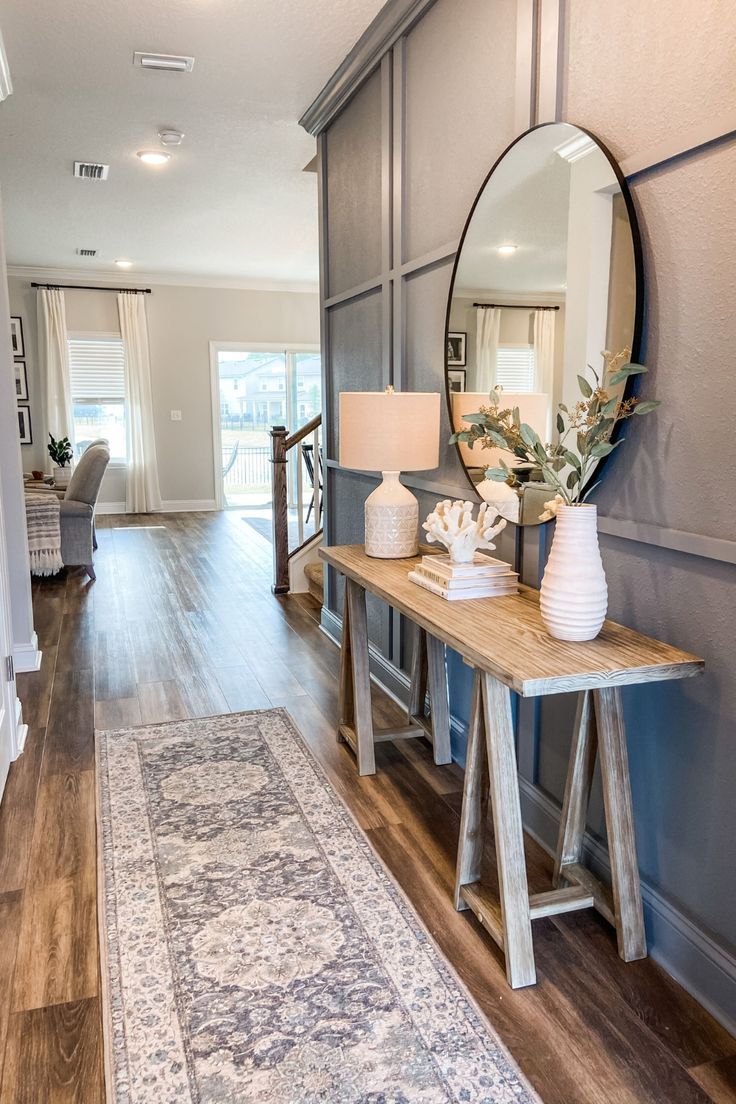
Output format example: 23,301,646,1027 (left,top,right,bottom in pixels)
31,283,151,294
473,302,559,310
